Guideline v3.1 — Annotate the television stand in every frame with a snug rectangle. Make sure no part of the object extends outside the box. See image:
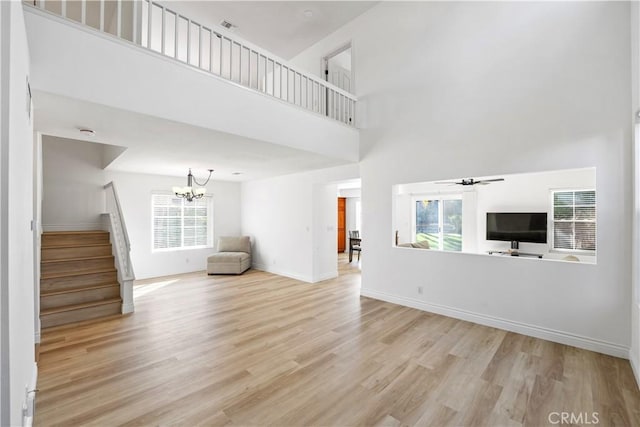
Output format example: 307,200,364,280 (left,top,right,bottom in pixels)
488,250,543,259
